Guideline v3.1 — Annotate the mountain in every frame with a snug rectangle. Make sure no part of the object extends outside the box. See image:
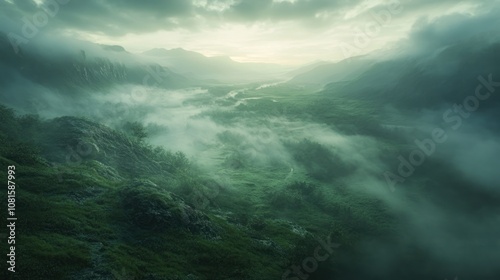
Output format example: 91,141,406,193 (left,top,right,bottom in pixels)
0,33,193,93
144,47,207,60
142,48,291,82
287,56,374,88
99,44,128,53
286,60,330,77
321,39,500,113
